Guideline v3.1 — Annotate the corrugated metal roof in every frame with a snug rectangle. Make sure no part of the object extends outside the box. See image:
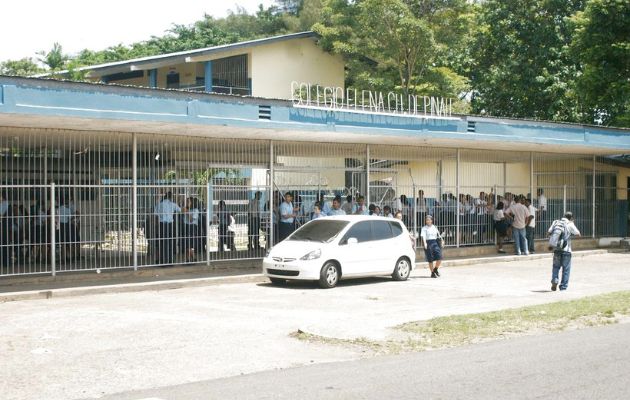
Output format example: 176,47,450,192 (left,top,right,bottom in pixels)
33,31,318,78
